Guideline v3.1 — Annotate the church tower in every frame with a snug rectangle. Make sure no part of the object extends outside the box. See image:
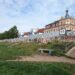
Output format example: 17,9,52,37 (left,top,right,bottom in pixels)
65,10,70,18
